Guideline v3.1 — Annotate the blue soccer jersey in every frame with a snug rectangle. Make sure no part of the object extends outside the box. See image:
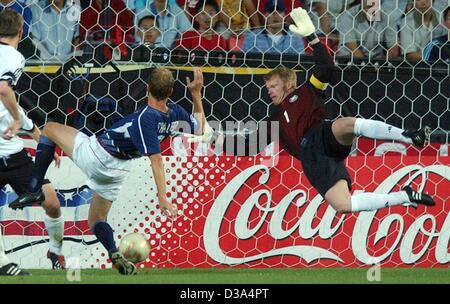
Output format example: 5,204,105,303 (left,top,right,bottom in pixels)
97,103,197,159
